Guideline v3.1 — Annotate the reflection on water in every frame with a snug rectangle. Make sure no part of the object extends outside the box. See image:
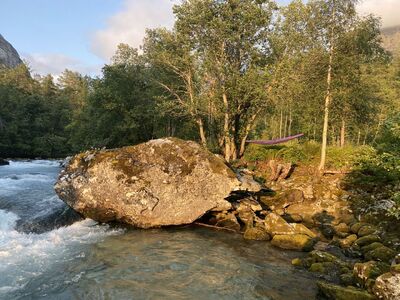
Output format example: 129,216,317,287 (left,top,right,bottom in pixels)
0,161,318,300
